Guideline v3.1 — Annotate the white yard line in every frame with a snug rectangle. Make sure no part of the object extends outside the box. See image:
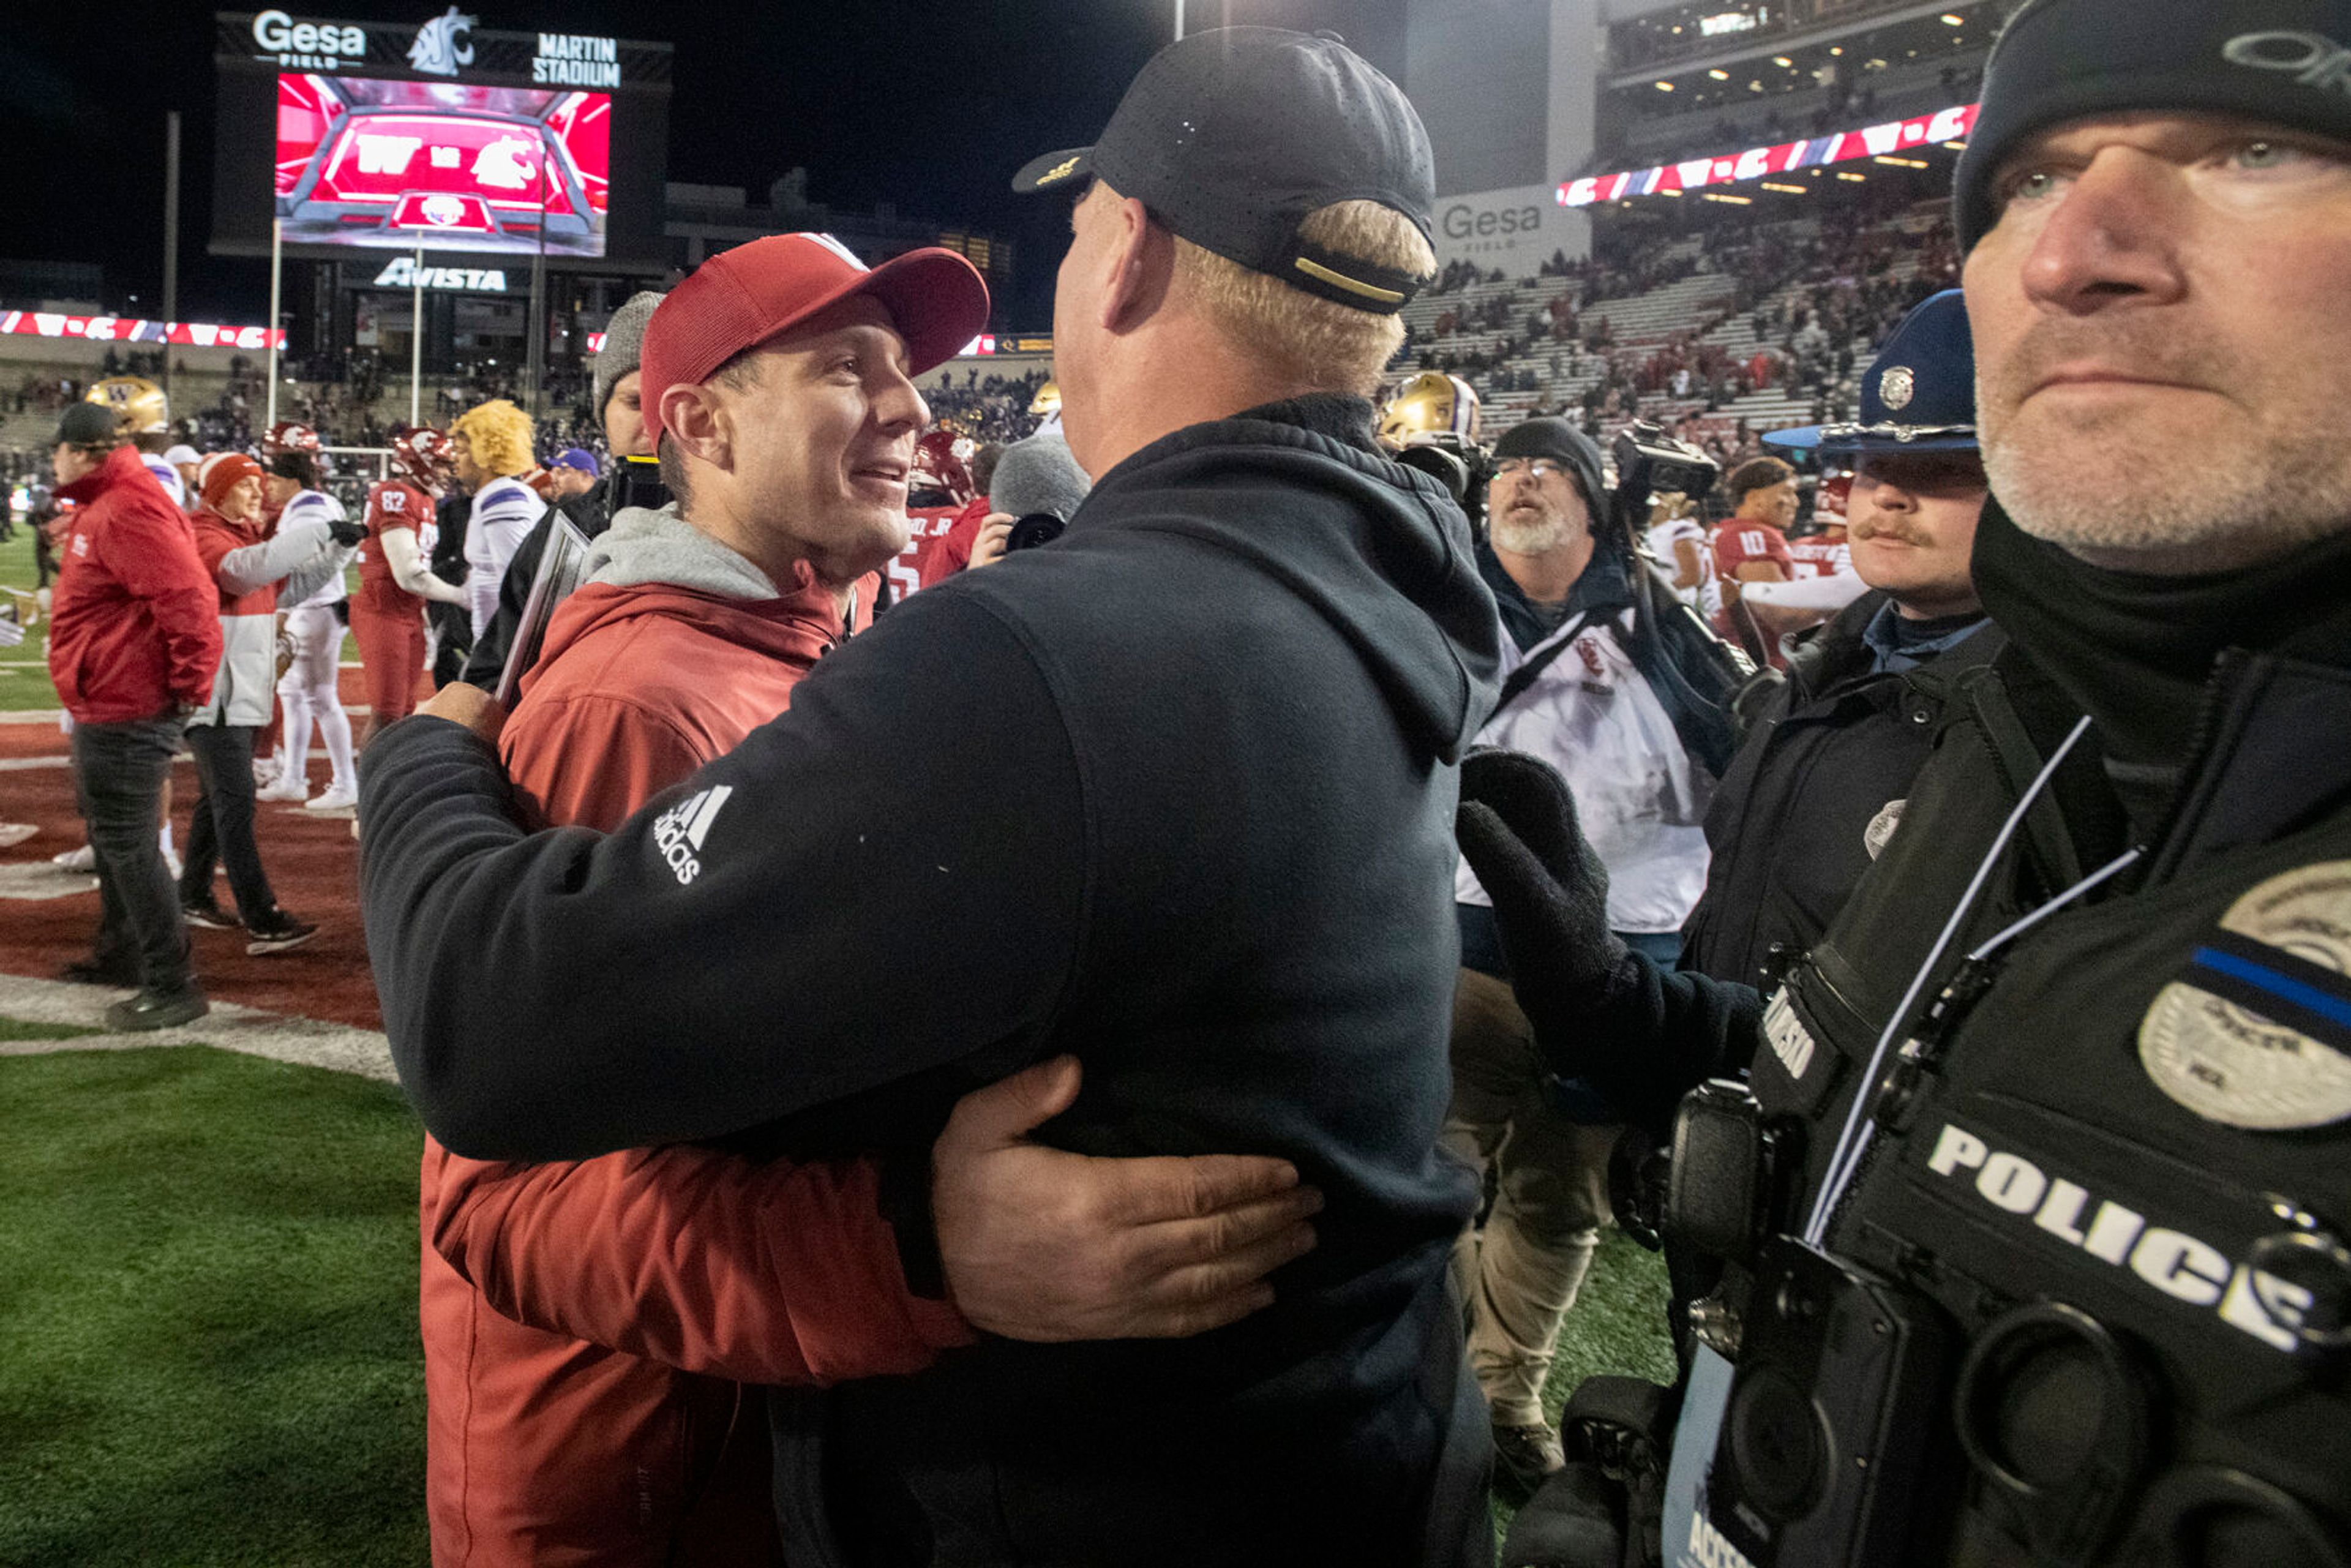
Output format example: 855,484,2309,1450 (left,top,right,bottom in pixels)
0,971,396,1082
